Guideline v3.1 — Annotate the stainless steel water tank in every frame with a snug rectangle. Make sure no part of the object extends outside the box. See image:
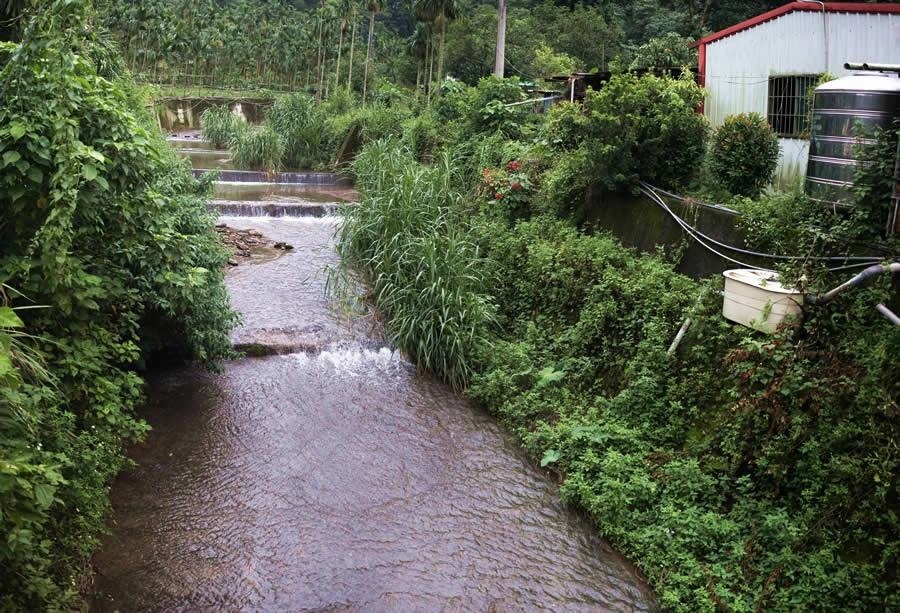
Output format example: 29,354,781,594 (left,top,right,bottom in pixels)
805,73,900,206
